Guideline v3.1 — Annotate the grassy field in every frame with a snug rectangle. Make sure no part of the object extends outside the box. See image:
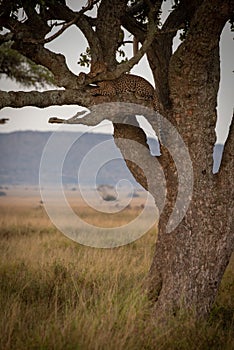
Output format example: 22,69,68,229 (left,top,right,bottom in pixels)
0,189,233,349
